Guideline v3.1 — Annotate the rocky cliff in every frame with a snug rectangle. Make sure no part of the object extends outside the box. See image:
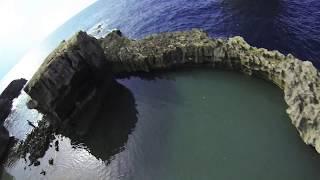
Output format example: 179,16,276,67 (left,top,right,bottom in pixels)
100,29,320,153
24,31,112,121
24,29,320,154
